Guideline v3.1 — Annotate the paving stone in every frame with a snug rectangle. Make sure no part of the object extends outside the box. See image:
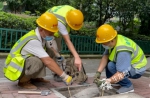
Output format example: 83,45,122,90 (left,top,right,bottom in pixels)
0,86,9,91
94,93,144,98
14,95,27,98
0,91,17,94
1,93,15,98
